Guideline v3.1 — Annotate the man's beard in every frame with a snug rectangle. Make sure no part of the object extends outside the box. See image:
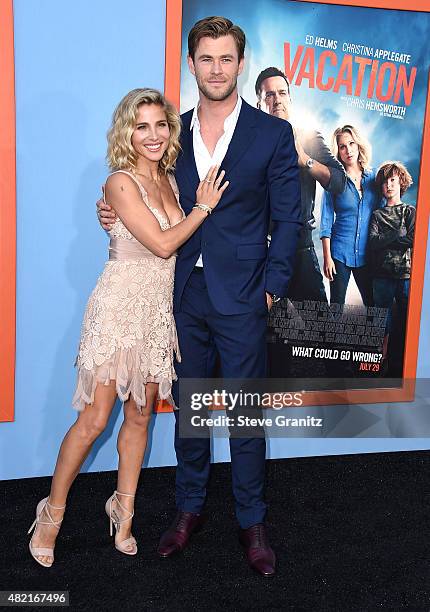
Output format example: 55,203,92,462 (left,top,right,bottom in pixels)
196,74,238,101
